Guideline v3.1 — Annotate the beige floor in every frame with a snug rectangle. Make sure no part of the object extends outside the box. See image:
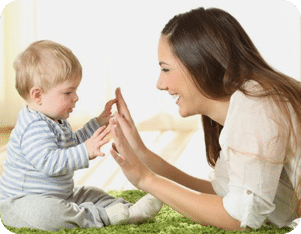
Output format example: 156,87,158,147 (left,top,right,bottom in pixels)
0,129,213,191
73,128,213,191
0,133,10,176
0,133,10,148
